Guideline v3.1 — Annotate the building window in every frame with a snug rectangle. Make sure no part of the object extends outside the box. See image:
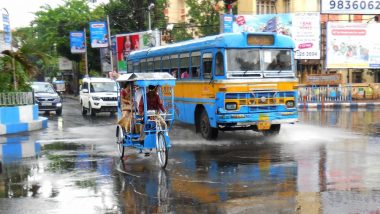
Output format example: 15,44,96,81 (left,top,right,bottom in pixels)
257,0,276,14
284,0,290,13
352,72,362,83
